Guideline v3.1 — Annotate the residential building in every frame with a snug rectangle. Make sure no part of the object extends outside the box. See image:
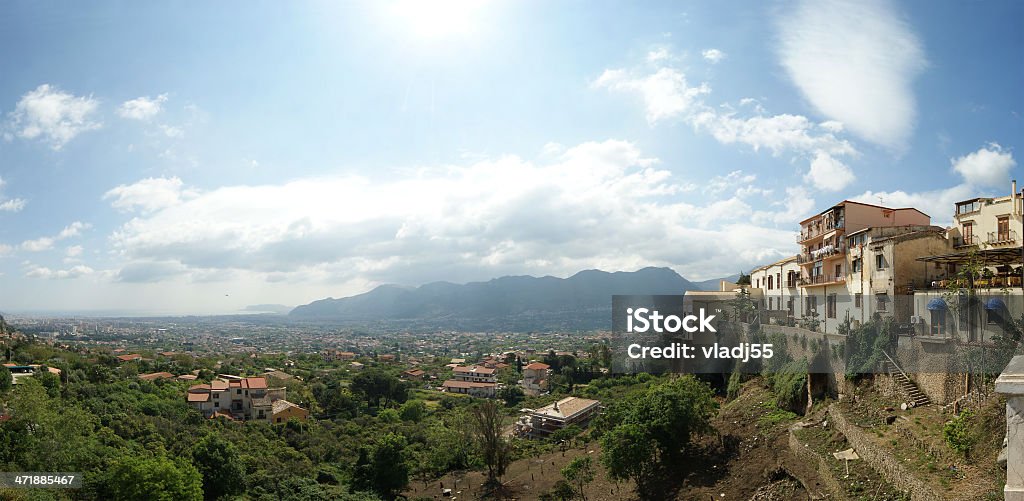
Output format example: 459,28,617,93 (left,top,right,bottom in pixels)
683,279,762,317
138,372,174,381
402,368,426,380
515,397,602,439
271,400,309,424
442,365,498,398
750,256,801,325
186,375,304,422
795,200,931,333
521,362,549,396
948,181,1023,250
912,182,1024,342
115,353,143,363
